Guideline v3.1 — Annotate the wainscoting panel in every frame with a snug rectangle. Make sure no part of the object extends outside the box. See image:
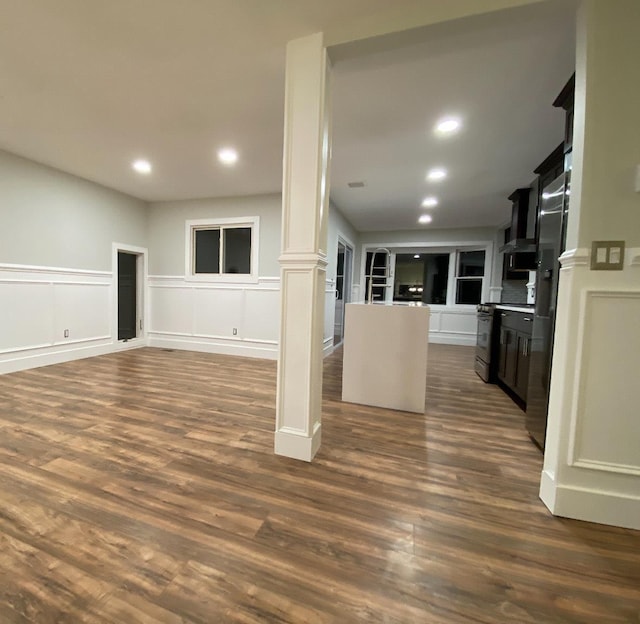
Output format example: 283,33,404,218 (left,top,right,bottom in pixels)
244,288,280,343
427,307,477,346
147,276,279,360
148,285,194,336
0,264,117,374
570,290,640,475
53,283,111,344
0,281,53,352
193,287,244,338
